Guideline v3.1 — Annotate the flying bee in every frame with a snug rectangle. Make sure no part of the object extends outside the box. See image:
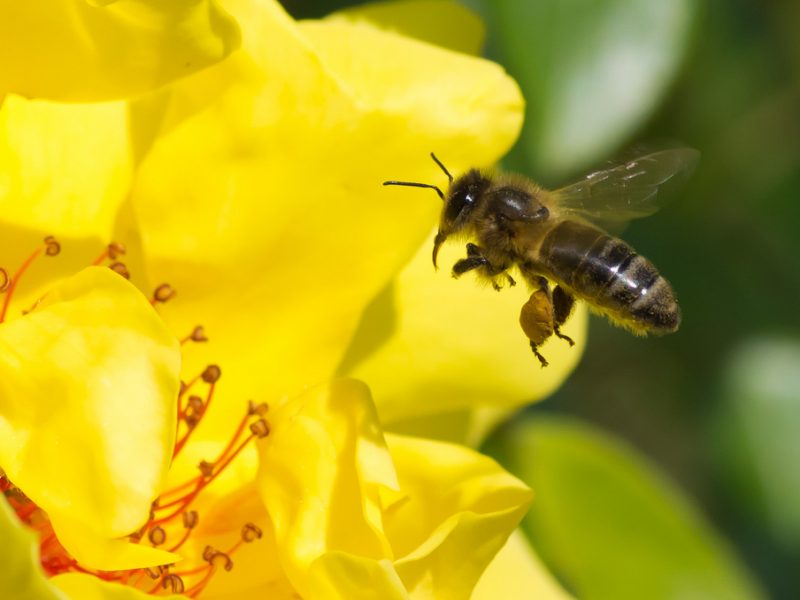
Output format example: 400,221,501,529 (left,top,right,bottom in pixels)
384,147,699,366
